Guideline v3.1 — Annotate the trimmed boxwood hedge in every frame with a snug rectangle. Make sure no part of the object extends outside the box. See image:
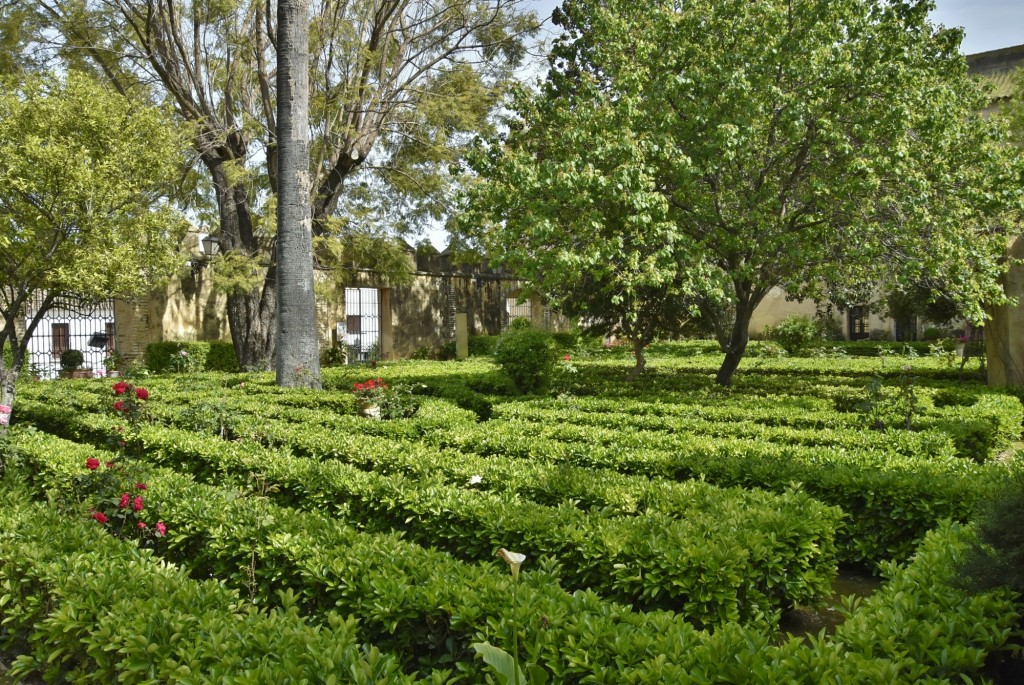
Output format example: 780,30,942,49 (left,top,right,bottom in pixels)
144,340,239,373
14,402,840,626
7,429,1020,685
